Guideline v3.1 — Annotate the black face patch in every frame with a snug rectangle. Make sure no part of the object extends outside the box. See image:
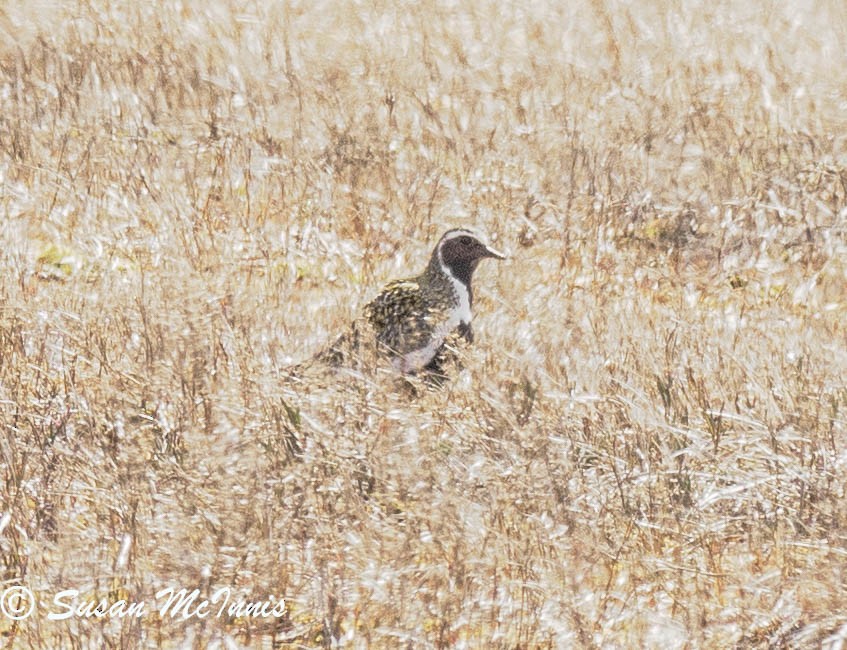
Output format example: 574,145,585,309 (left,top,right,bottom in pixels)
439,233,491,288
